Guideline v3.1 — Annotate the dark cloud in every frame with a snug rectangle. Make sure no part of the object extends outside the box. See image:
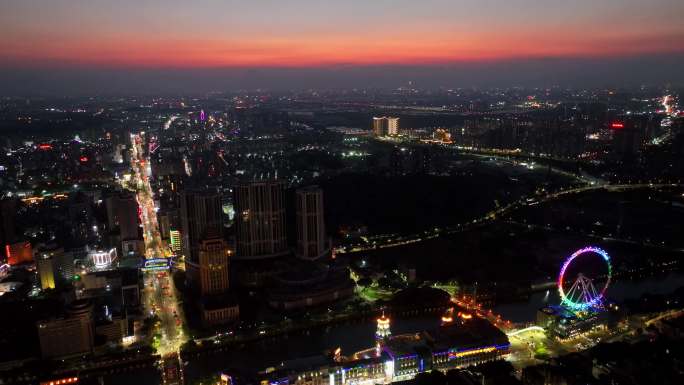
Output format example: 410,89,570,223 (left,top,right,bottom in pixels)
1,54,683,96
